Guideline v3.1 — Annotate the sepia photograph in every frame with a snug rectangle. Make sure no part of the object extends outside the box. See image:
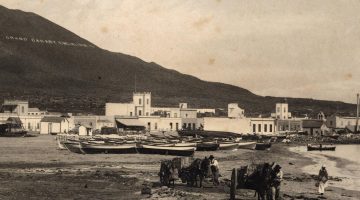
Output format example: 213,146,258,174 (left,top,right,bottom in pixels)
0,0,359,199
